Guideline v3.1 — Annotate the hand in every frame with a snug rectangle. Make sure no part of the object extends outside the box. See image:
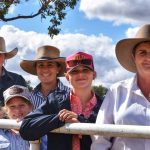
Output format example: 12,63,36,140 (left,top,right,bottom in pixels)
58,109,79,123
